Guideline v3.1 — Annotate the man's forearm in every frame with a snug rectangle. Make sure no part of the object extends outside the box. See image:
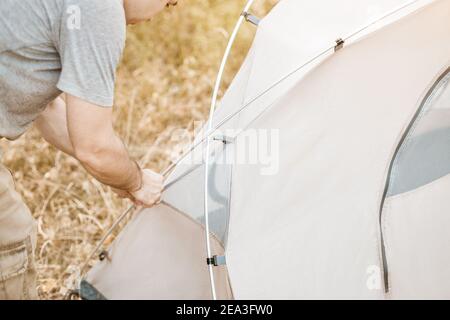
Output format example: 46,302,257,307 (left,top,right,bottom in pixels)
65,94,143,192
74,134,142,192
